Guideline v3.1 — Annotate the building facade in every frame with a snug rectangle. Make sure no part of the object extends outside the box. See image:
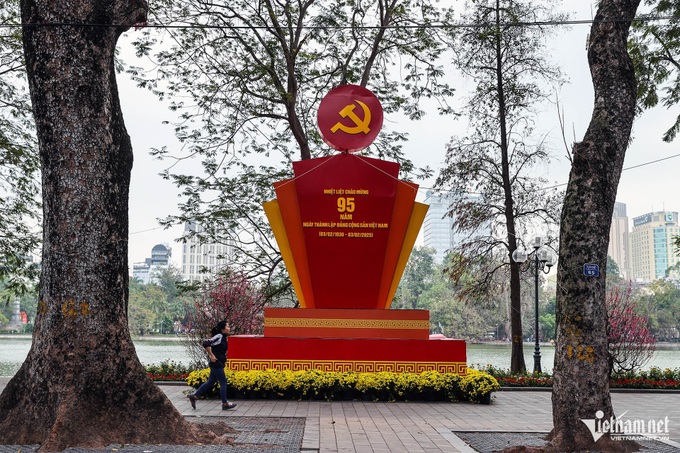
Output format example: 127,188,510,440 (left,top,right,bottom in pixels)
422,190,486,264
630,211,679,282
132,243,172,284
423,190,456,264
608,202,632,280
181,221,233,282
